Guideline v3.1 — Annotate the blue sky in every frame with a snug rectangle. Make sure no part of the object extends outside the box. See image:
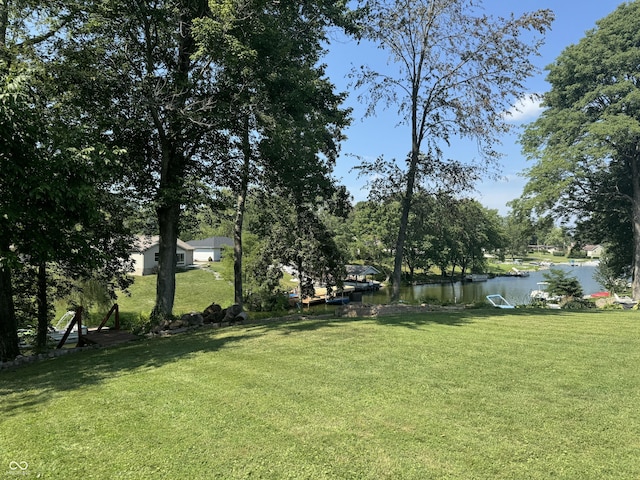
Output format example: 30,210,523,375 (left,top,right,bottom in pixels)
323,1,625,215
